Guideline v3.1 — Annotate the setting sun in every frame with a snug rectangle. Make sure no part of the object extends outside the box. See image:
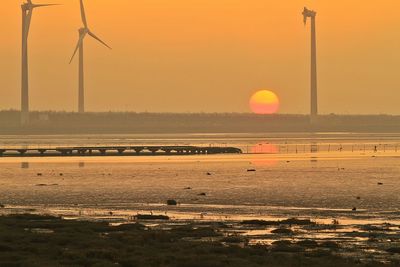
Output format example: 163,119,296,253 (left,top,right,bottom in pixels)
249,90,280,114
